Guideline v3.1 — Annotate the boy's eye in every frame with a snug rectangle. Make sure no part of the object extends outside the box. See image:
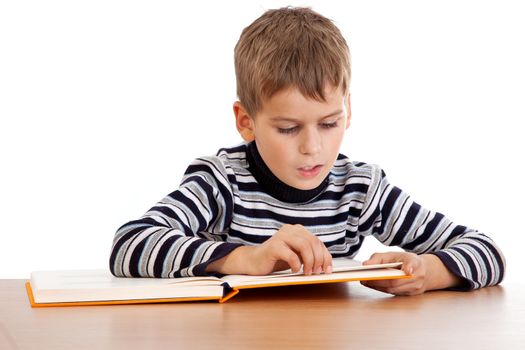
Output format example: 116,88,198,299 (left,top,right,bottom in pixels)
277,121,338,134
320,121,338,129
277,126,299,134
